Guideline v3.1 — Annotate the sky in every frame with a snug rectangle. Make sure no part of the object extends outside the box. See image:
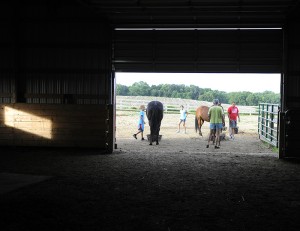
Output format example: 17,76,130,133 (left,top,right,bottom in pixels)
116,73,281,93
